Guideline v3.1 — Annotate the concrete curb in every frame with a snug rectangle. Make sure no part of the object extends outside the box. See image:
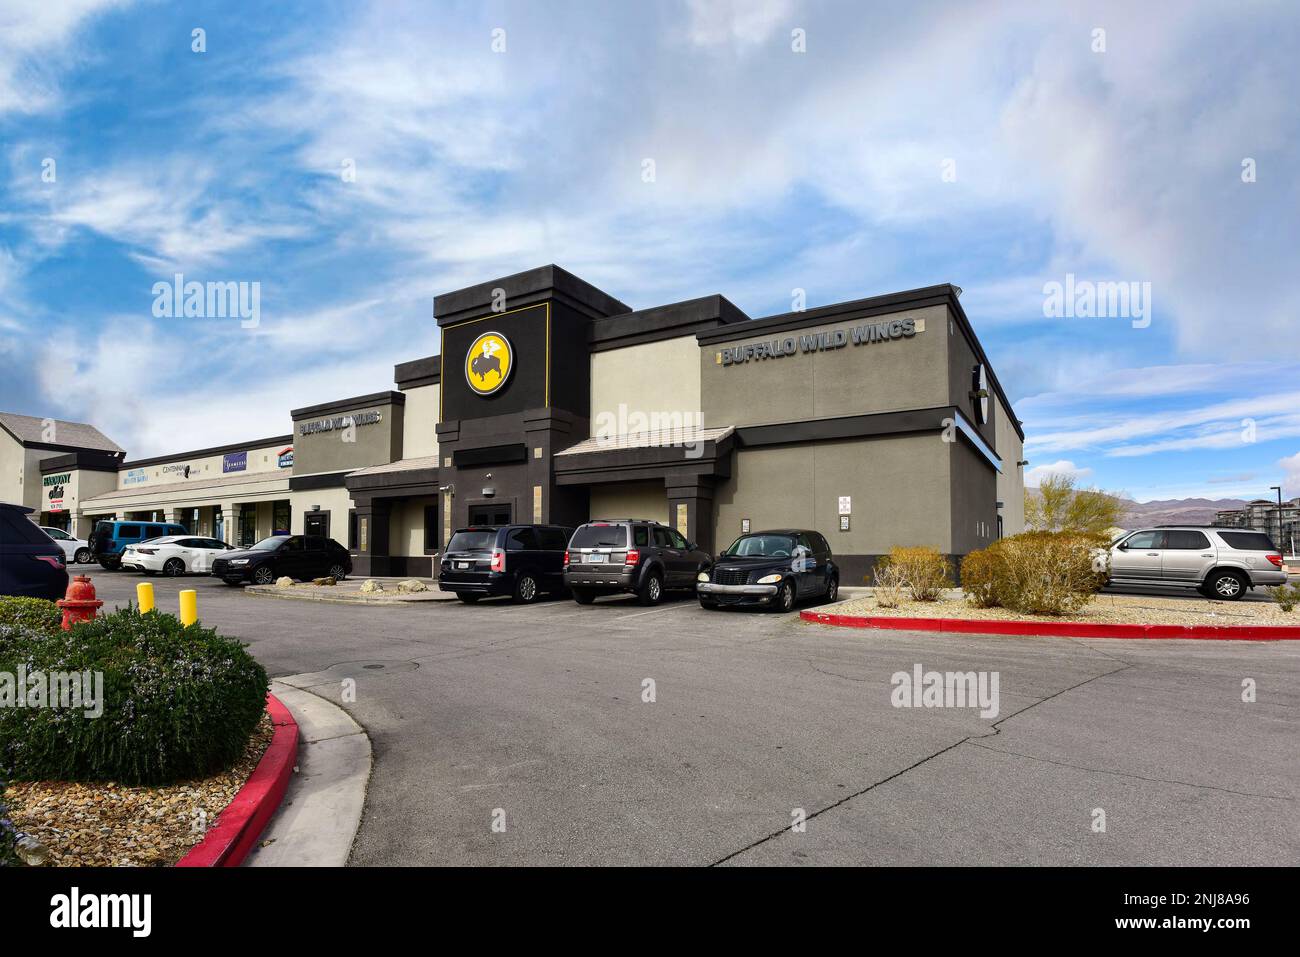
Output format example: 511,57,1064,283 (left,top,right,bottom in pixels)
243,585,455,605
242,680,372,867
800,608,1300,640
176,693,299,867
